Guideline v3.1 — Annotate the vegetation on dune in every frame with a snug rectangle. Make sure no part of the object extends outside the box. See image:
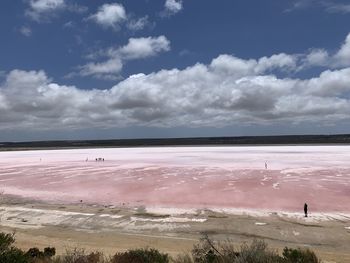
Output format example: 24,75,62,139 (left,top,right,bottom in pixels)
0,232,321,263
